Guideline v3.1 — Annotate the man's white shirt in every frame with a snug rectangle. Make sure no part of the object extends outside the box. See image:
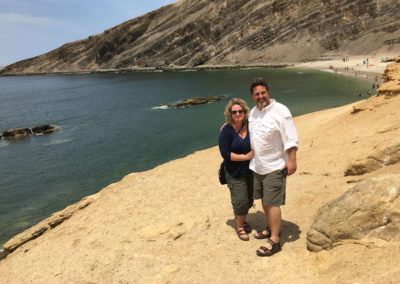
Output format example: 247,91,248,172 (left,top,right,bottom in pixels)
248,99,298,175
